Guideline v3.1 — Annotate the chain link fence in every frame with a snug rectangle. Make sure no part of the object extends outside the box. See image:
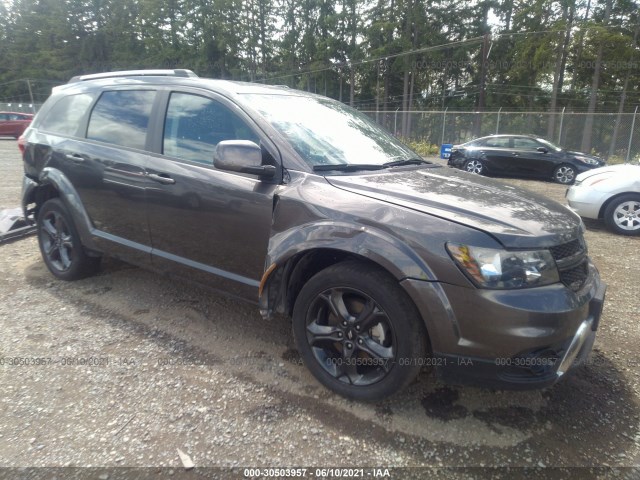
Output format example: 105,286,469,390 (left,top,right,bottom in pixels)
3,101,639,163
363,110,640,163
